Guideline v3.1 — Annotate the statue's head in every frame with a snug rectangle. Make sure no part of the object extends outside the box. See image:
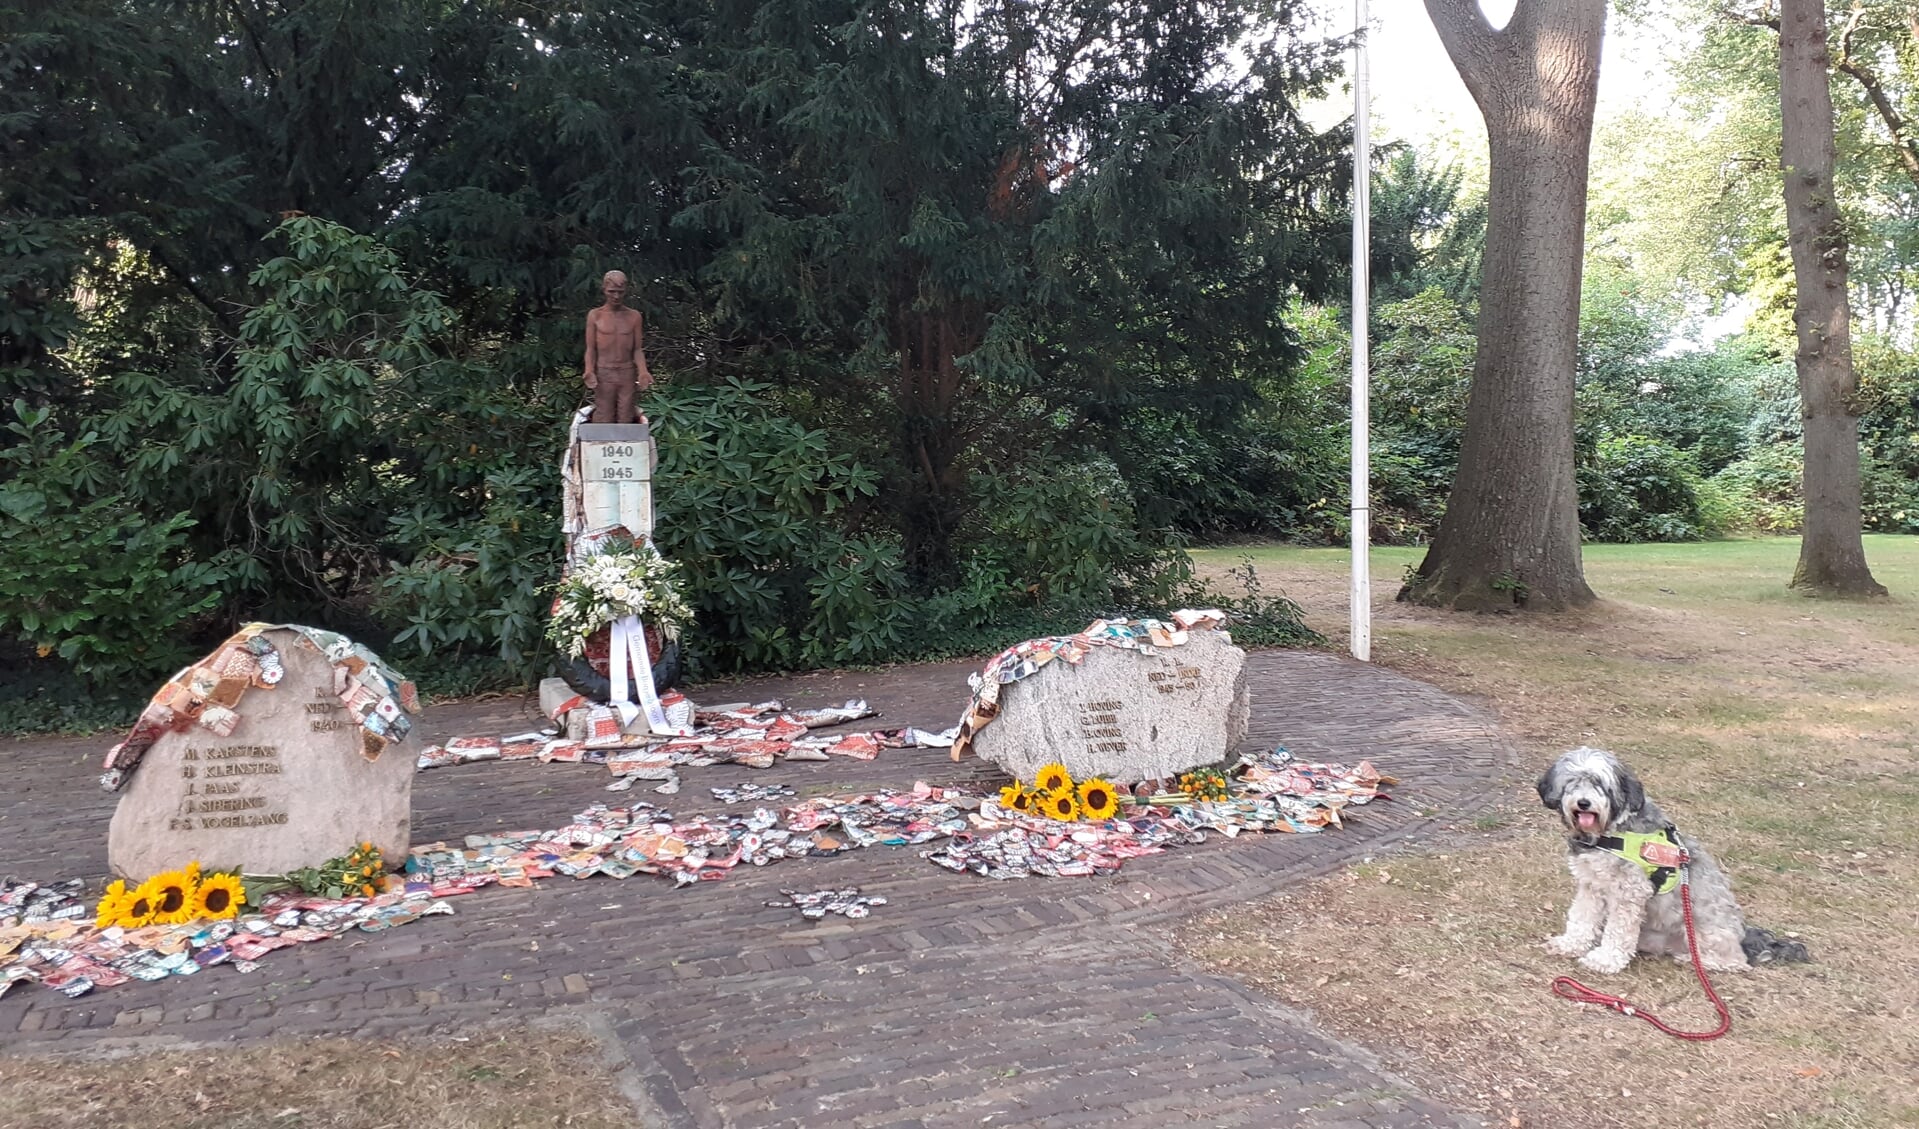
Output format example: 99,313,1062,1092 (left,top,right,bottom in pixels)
601,270,628,307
